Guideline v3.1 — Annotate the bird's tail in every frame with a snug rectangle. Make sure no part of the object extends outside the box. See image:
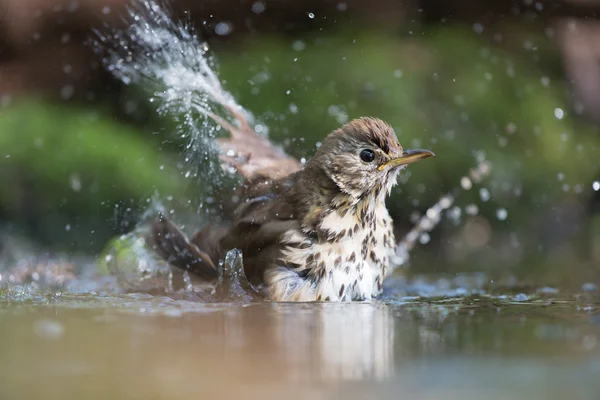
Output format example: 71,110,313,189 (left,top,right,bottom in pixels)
146,214,226,282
